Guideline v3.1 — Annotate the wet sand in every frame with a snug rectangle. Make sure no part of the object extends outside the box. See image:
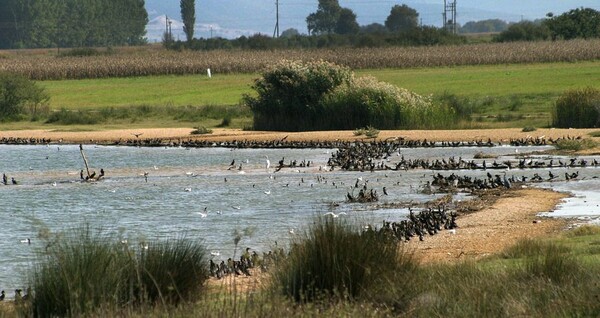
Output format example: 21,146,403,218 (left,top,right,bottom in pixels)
1,127,599,144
